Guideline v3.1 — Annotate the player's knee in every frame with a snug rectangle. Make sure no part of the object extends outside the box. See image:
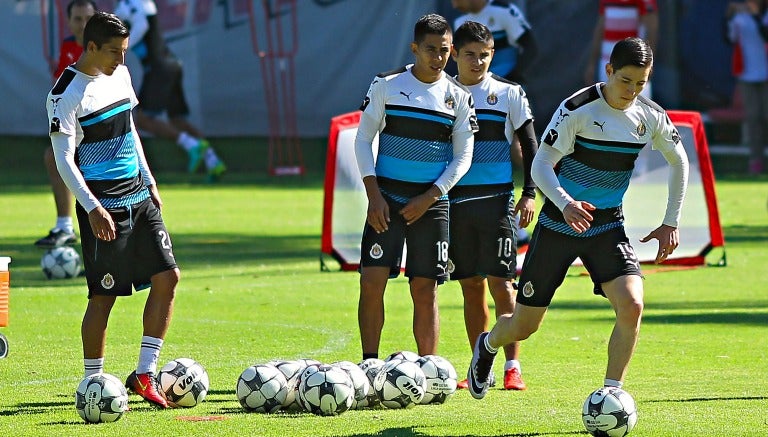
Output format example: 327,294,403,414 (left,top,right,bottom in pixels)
616,298,643,325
